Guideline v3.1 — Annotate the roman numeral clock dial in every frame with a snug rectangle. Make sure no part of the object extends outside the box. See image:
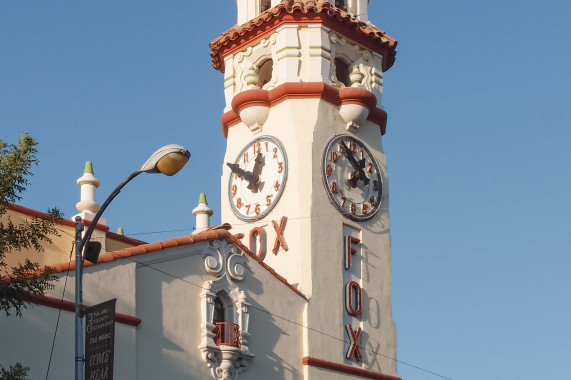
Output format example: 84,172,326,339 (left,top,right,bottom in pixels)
227,136,287,221
322,135,383,221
